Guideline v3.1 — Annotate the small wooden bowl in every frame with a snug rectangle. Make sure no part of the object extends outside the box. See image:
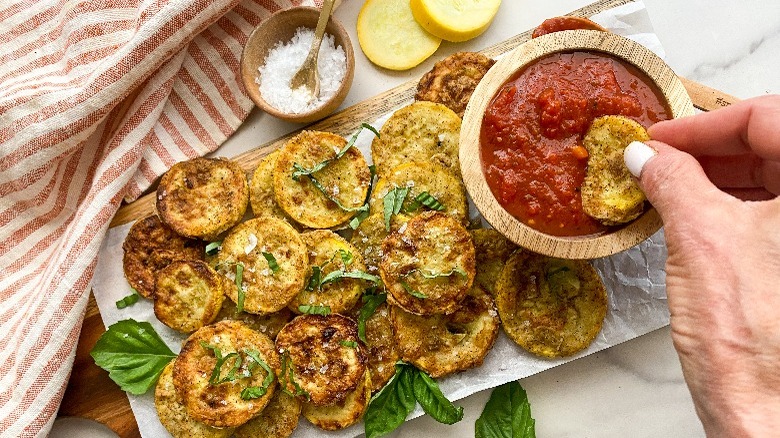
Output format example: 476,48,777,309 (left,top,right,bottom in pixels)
460,30,695,259
240,6,355,124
